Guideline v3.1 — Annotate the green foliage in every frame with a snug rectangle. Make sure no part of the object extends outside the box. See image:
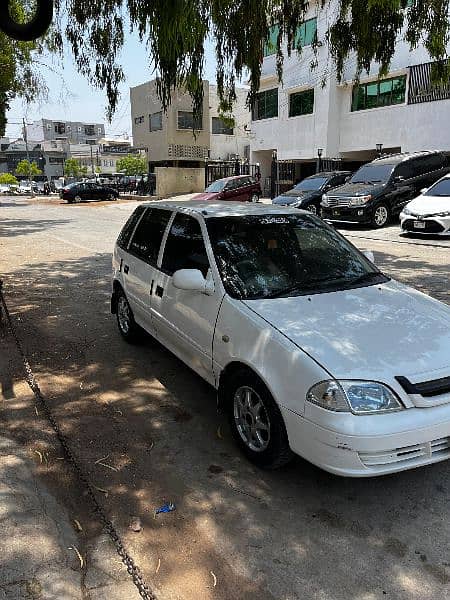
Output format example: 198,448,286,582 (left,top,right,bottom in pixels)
95,165,102,174
2,2,450,131
116,154,147,176
79,164,89,176
15,159,42,177
0,1,53,135
63,158,82,178
0,173,18,185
